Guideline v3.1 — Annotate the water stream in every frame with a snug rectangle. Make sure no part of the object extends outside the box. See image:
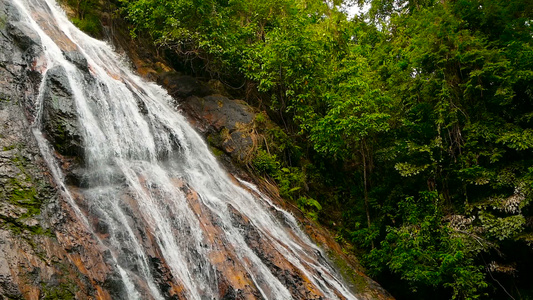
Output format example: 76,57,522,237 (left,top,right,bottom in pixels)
11,0,358,299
